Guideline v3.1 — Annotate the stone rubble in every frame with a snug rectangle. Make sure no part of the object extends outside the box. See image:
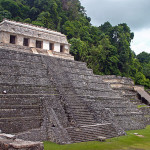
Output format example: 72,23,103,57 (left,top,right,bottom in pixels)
0,133,44,150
